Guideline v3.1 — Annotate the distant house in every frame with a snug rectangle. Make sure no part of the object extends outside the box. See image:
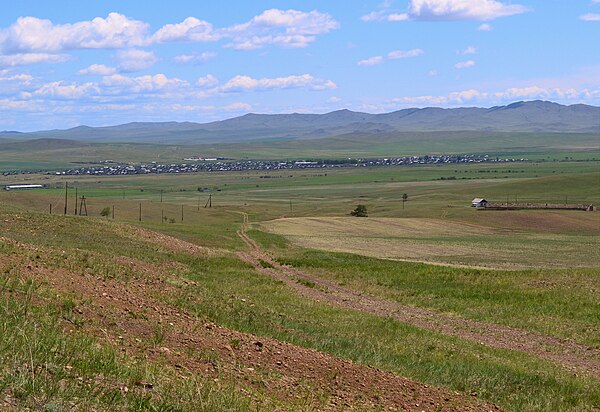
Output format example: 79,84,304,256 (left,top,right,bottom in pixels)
471,198,488,208
4,184,44,191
